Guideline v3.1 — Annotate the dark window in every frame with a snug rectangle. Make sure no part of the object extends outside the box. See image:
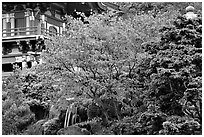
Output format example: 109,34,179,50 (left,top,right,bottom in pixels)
2,63,13,72
49,26,57,36
6,22,11,36
15,12,26,35
27,62,32,68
